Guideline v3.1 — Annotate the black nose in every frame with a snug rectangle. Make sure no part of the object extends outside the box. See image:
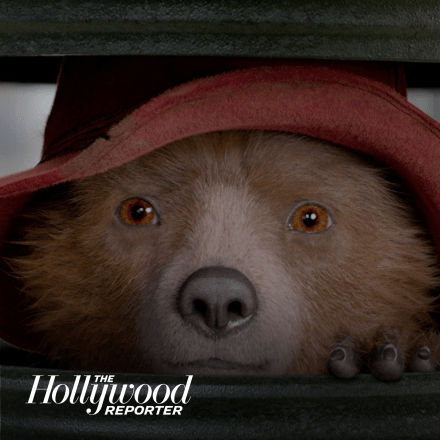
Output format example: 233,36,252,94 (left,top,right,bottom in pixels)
178,266,257,335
